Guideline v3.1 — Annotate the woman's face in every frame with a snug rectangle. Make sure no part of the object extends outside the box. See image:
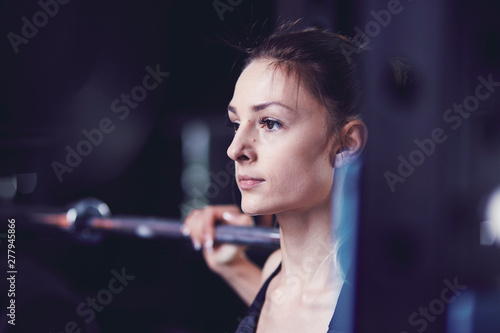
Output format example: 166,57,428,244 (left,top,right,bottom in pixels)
227,58,339,216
